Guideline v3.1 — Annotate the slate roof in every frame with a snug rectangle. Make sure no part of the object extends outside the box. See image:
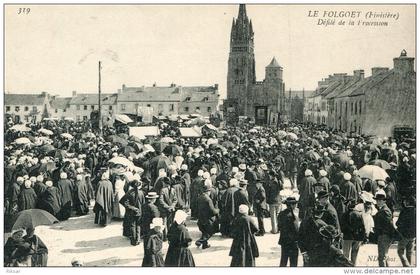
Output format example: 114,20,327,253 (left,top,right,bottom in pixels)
69,94,117,105
267,57,281,68
50,97,71,109
118,87,181,102
5,94,47,106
